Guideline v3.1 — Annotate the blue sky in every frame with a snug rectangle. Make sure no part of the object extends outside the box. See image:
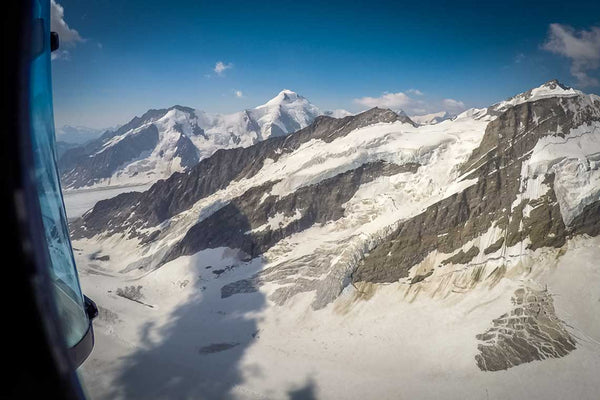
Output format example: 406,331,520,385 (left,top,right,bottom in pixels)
51,0,600,129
